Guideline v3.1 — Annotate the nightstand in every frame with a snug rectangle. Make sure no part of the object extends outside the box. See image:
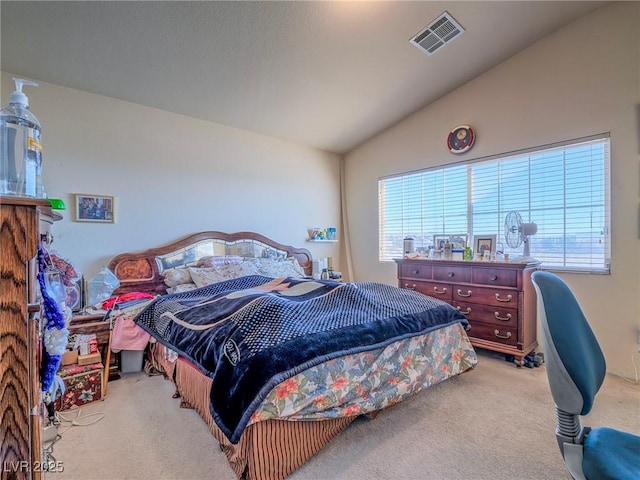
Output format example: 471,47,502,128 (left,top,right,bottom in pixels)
68,313,120,384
